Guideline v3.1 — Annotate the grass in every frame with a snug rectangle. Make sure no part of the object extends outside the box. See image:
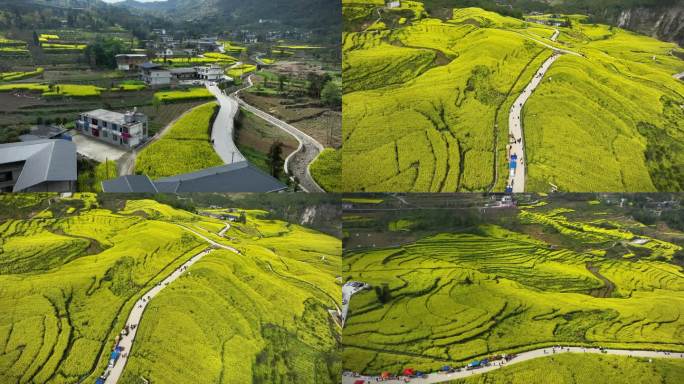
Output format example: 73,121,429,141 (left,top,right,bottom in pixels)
343,201,684,375
0,195,341,384
342,6,684,192
449,354,684,383
310,148,342,192
135,102,223,178
153,87,214,103
0,83,121,97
